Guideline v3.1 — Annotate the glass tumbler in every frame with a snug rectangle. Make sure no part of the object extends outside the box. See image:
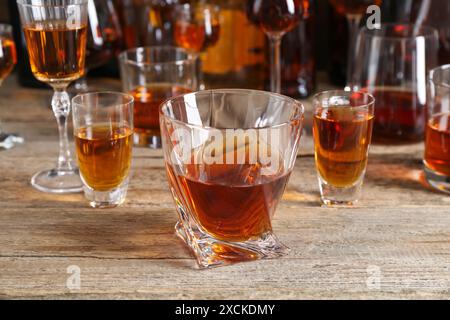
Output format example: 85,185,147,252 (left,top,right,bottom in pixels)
72,92,134,208
353,23,439,144
424,64,450,193
313,90,375,206
160,89,304,268
119,46,197,149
